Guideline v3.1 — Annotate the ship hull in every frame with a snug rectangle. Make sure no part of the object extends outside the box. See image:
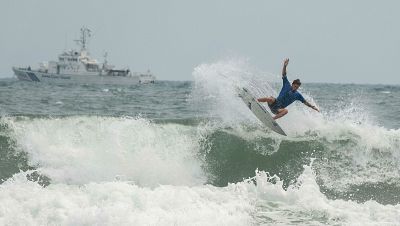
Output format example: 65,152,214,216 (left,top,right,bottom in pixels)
12,68,145,85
